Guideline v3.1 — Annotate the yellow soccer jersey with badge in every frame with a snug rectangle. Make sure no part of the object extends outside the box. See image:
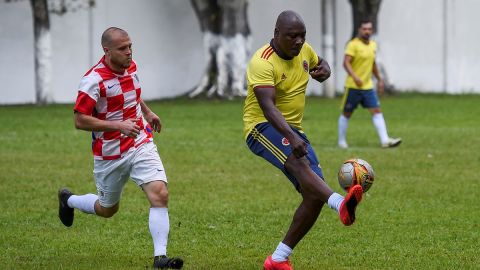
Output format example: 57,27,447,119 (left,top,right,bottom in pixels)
344,37,377,90
243,42,319,139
